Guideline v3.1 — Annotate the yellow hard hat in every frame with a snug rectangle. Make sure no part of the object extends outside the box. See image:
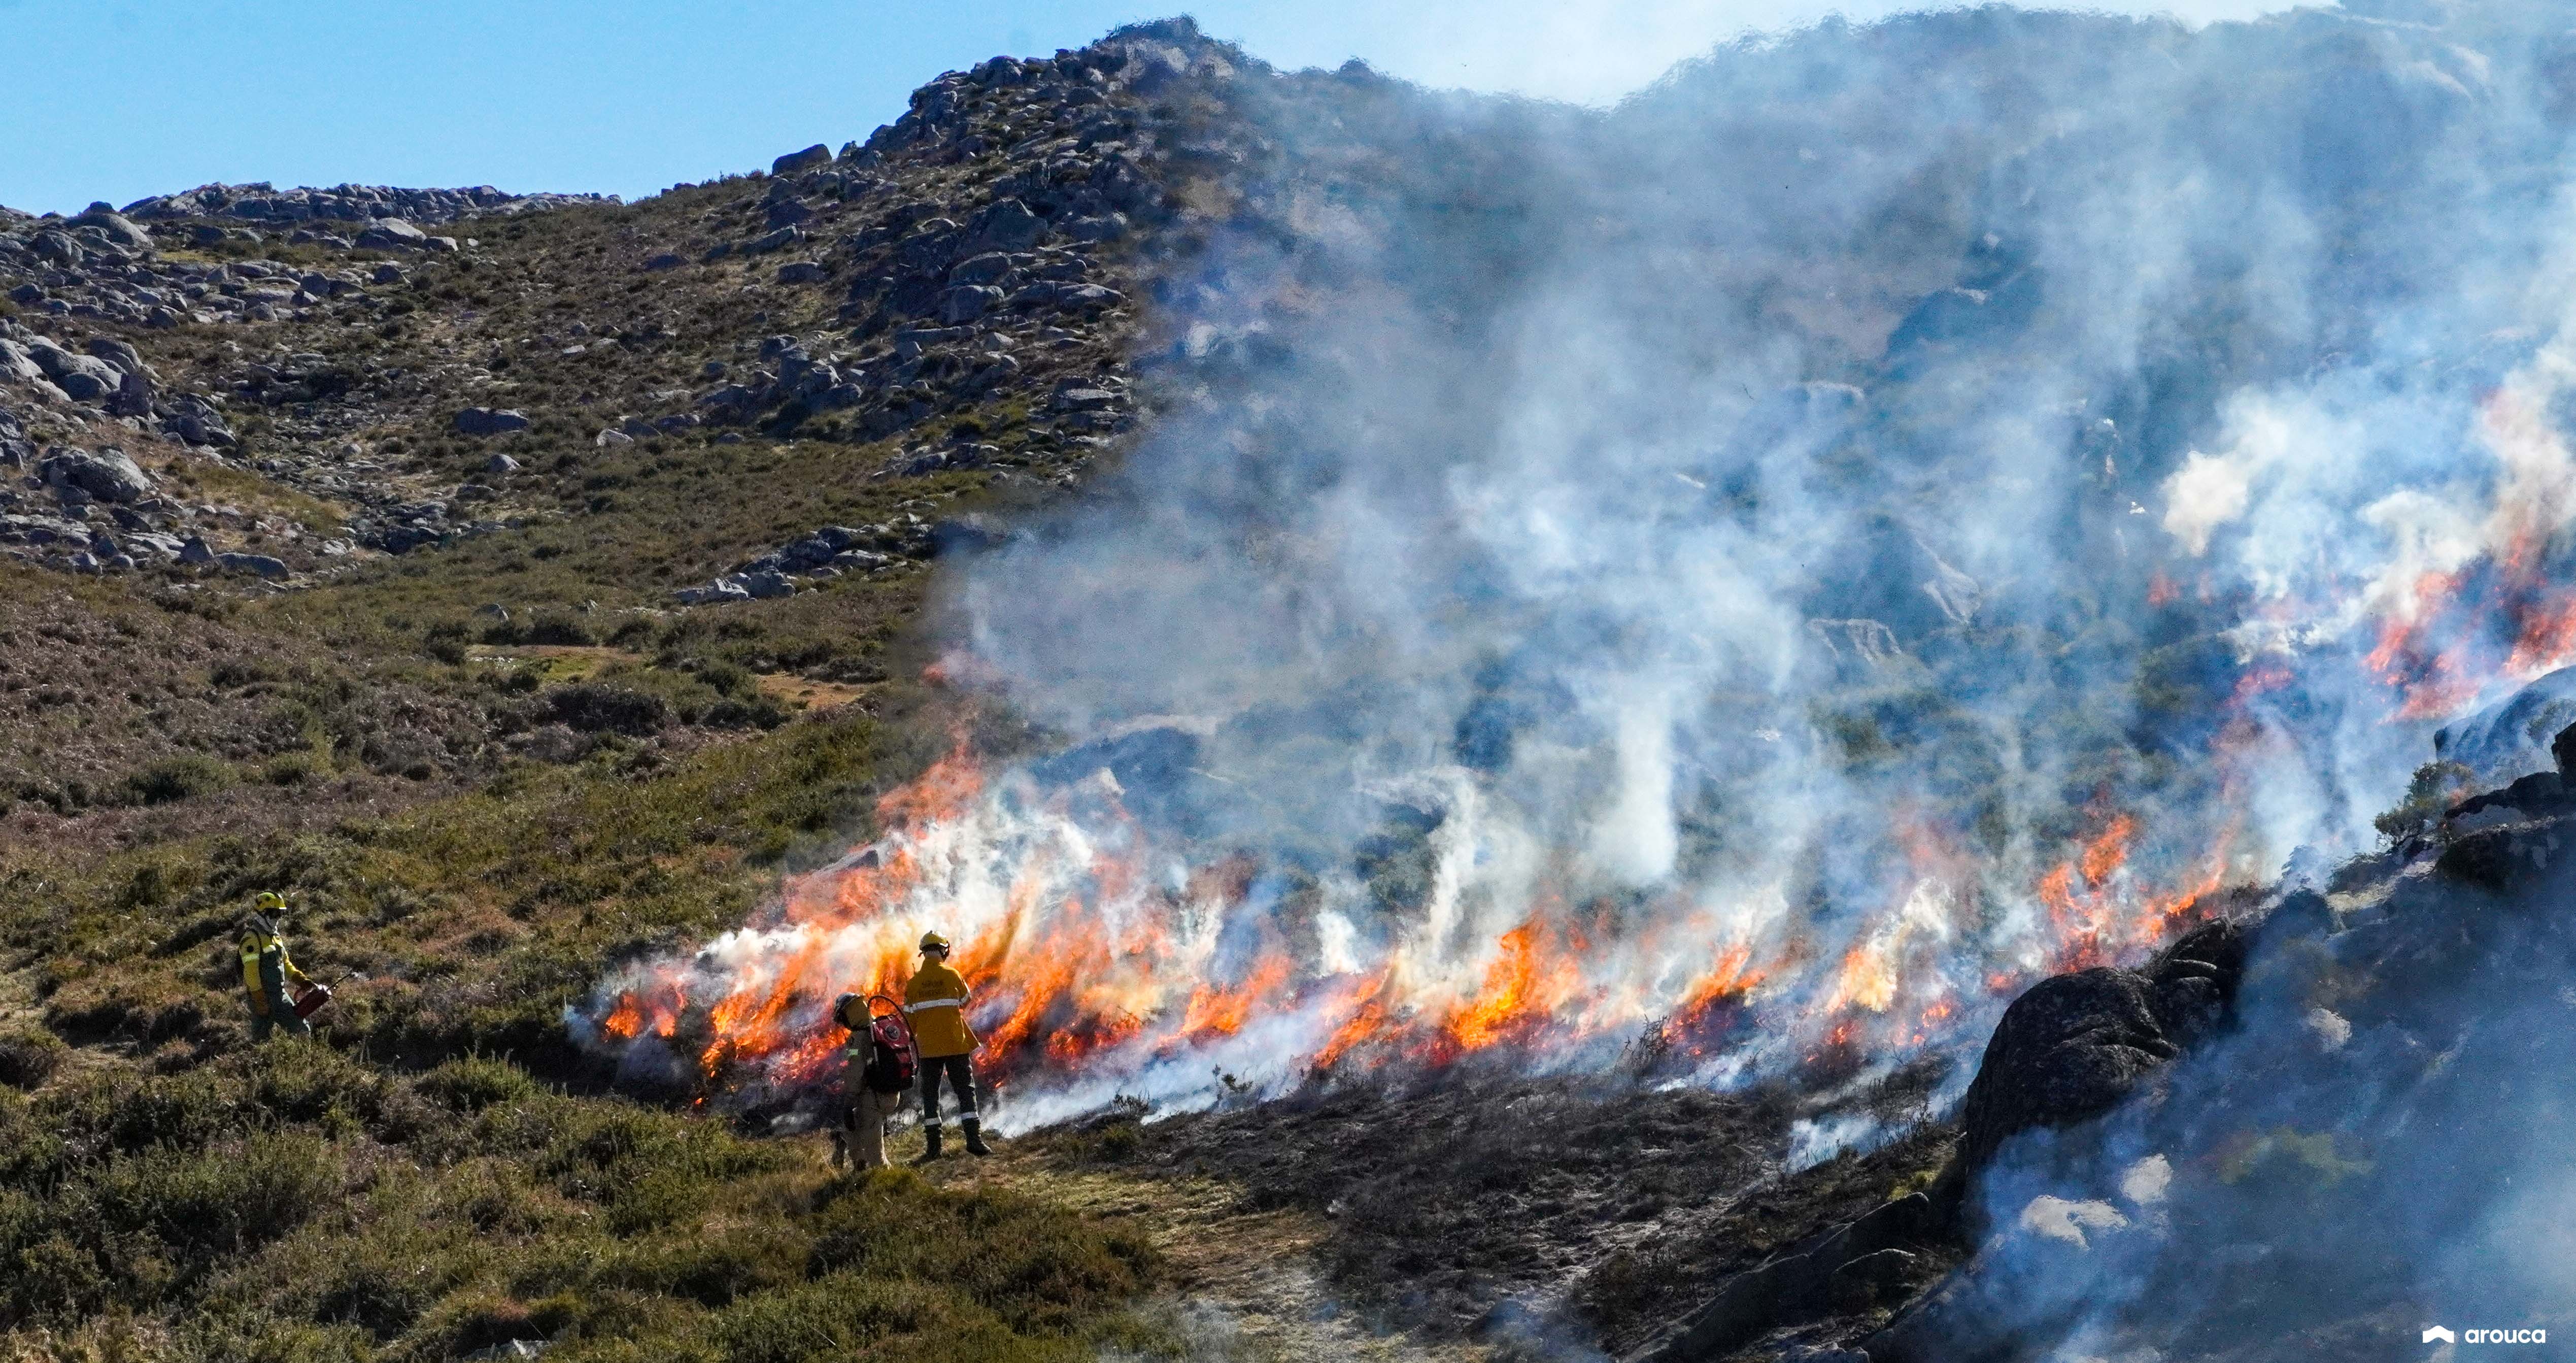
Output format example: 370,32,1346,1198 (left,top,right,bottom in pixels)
255,891,287,912
919,931,951,952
